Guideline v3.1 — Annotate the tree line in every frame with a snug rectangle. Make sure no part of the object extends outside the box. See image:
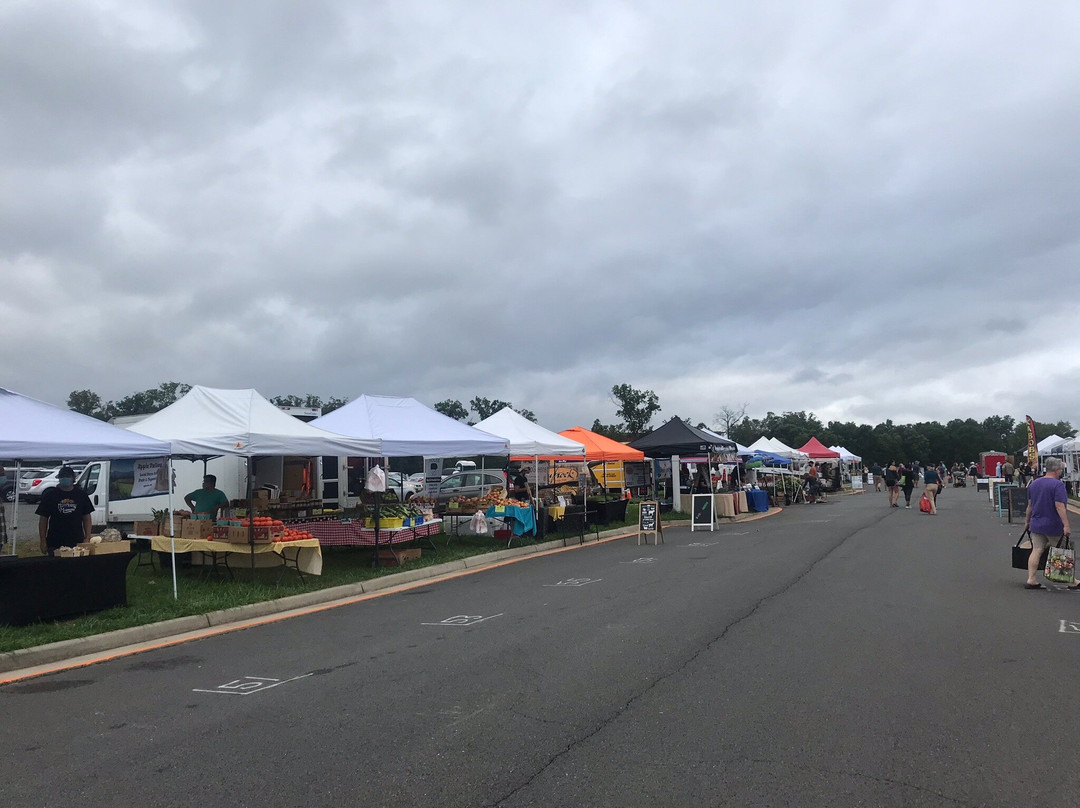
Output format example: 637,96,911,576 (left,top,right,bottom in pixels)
65,383,1073,466
724,410,1074,466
